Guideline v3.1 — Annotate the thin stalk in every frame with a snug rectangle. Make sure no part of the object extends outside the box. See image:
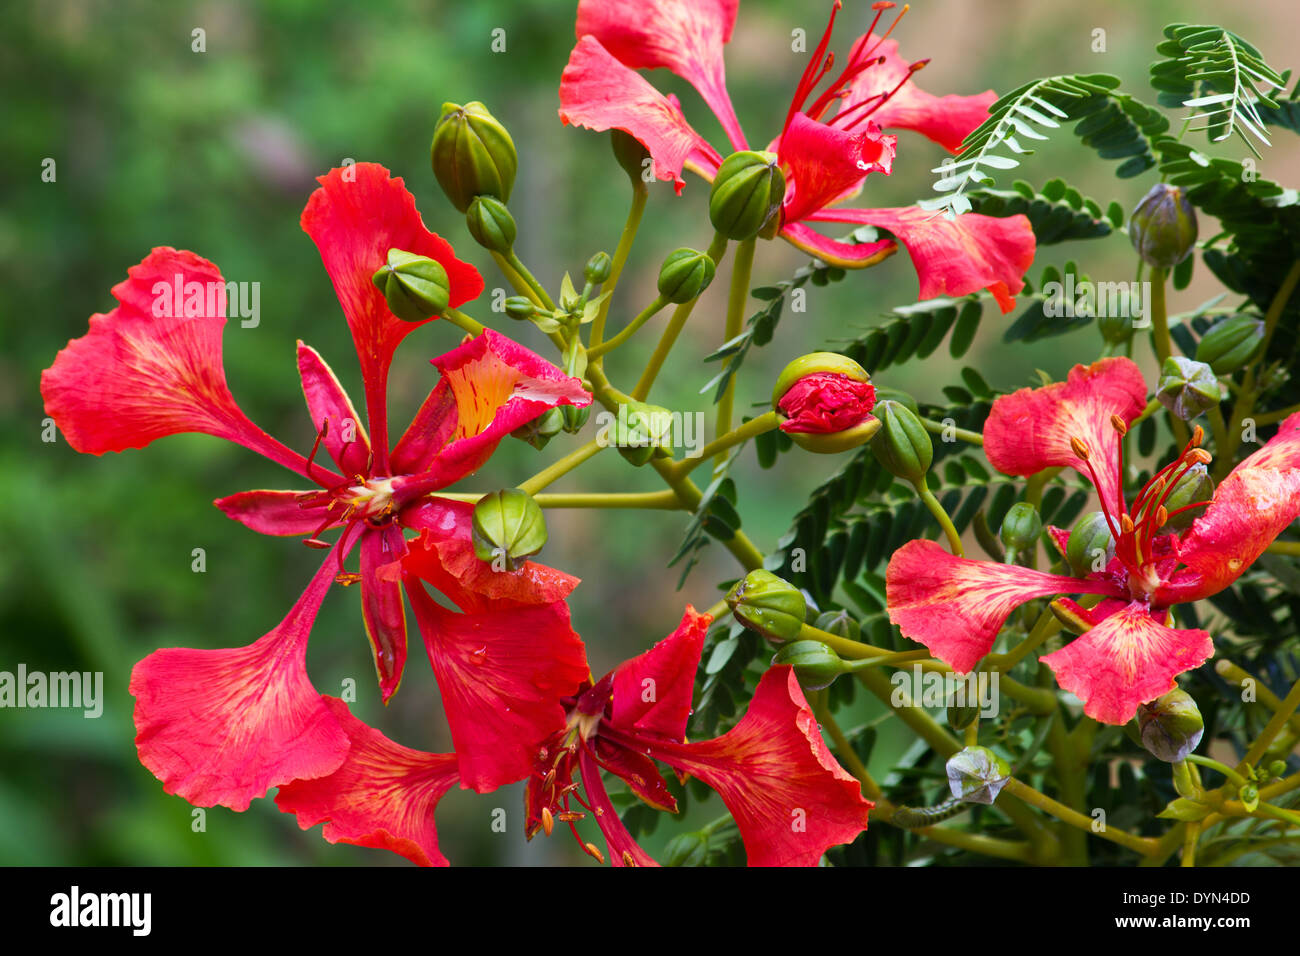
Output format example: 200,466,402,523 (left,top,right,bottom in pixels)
714,238,756,471
516,439,604,496
667,411,780,479
589,183,648,352
585,296,668,359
